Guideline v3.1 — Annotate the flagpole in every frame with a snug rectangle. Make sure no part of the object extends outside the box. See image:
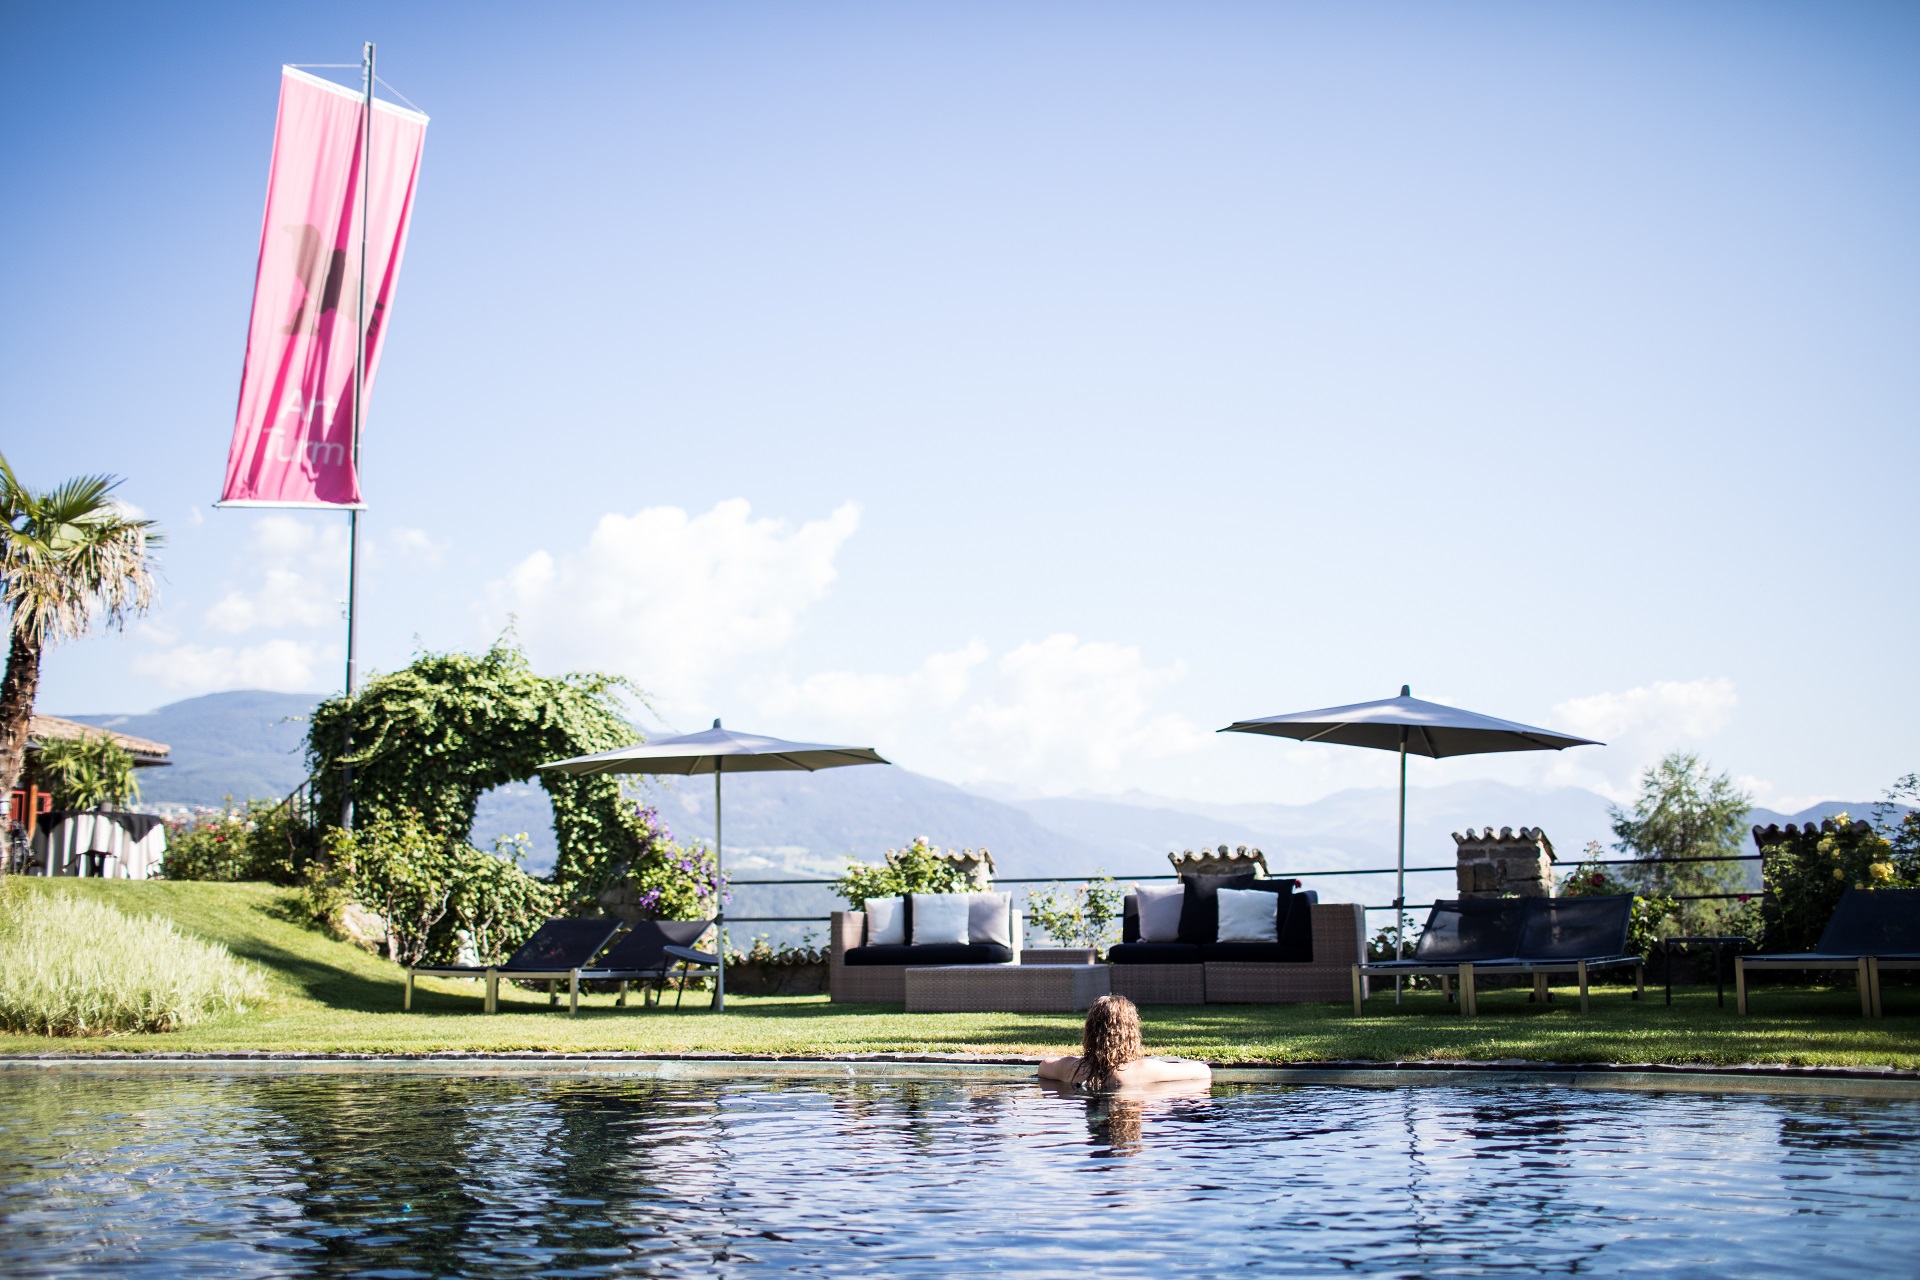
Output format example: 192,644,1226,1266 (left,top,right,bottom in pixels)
340,40,373,829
